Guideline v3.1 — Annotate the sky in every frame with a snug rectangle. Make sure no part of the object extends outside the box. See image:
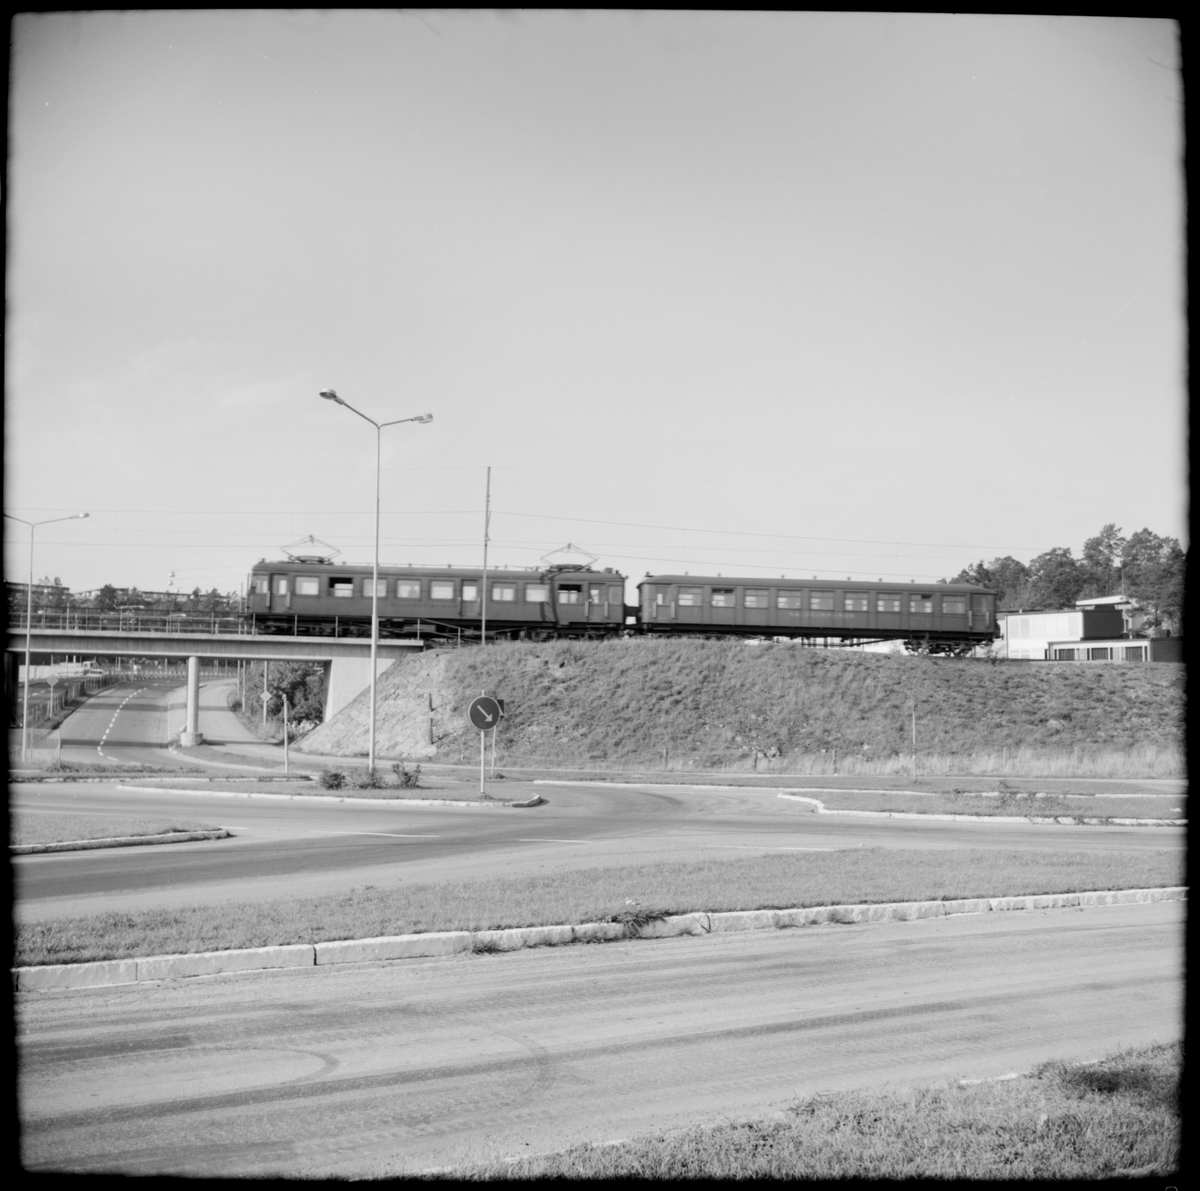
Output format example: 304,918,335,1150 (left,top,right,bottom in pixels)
5,11,1186,602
